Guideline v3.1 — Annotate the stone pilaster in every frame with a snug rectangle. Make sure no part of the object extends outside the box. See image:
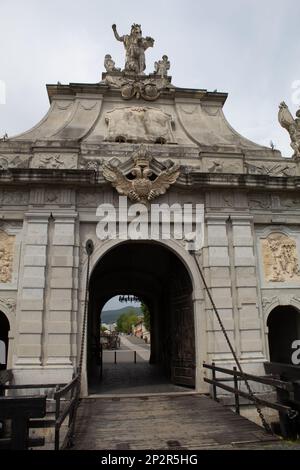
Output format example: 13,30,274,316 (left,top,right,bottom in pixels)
16,212,49,366
230,216,264,360
46,212,78,366
204,216,235,362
